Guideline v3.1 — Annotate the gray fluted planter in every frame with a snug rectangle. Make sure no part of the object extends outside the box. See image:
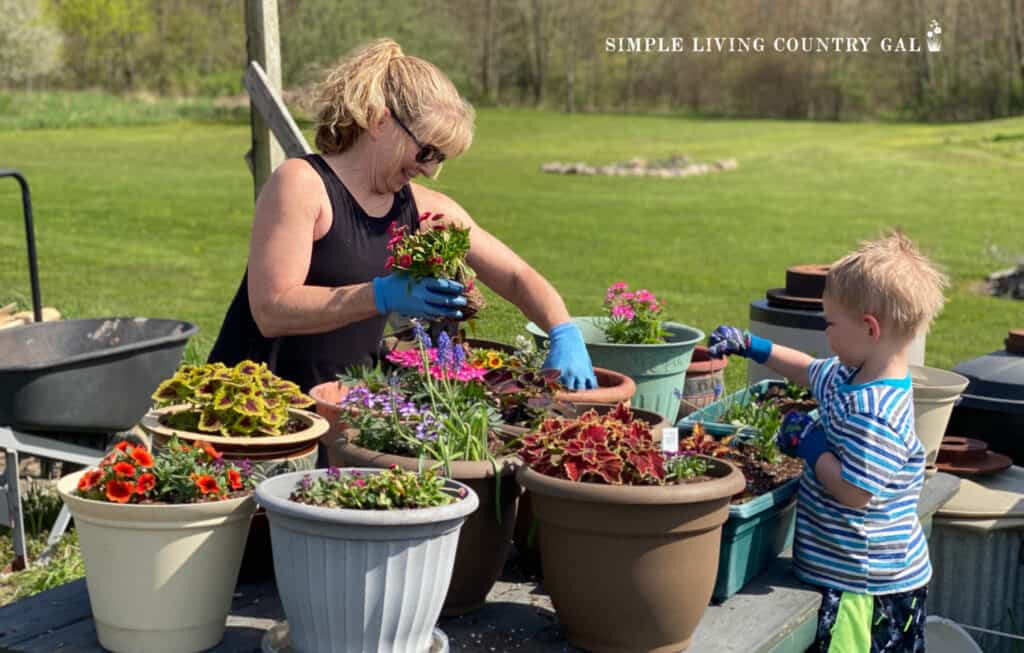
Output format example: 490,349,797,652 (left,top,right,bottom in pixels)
255,469,479,653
